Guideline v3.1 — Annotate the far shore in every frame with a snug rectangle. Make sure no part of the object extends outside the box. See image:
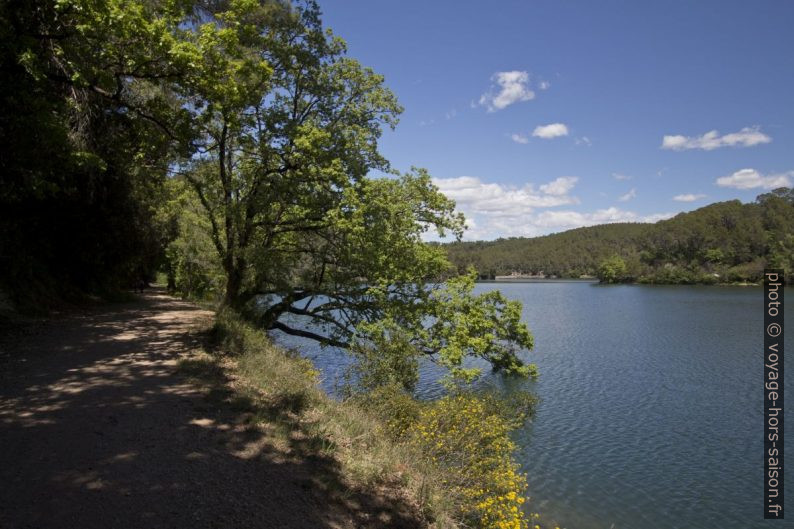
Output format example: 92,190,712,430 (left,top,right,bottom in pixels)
477,278,599,284
475,278,772,287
